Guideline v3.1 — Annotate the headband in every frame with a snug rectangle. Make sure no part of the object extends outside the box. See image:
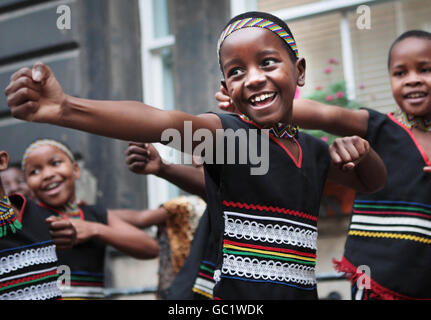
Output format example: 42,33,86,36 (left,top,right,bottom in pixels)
22,139,75,170
217,17,299,60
